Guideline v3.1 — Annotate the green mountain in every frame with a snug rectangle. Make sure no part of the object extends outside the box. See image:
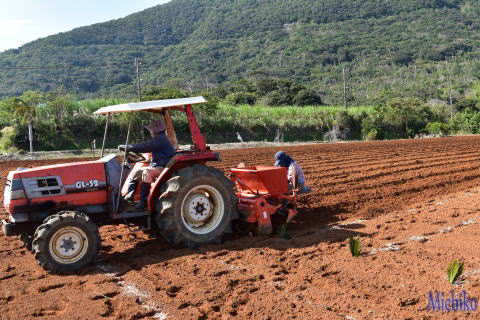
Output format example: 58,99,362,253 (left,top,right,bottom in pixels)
1,0,480,104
